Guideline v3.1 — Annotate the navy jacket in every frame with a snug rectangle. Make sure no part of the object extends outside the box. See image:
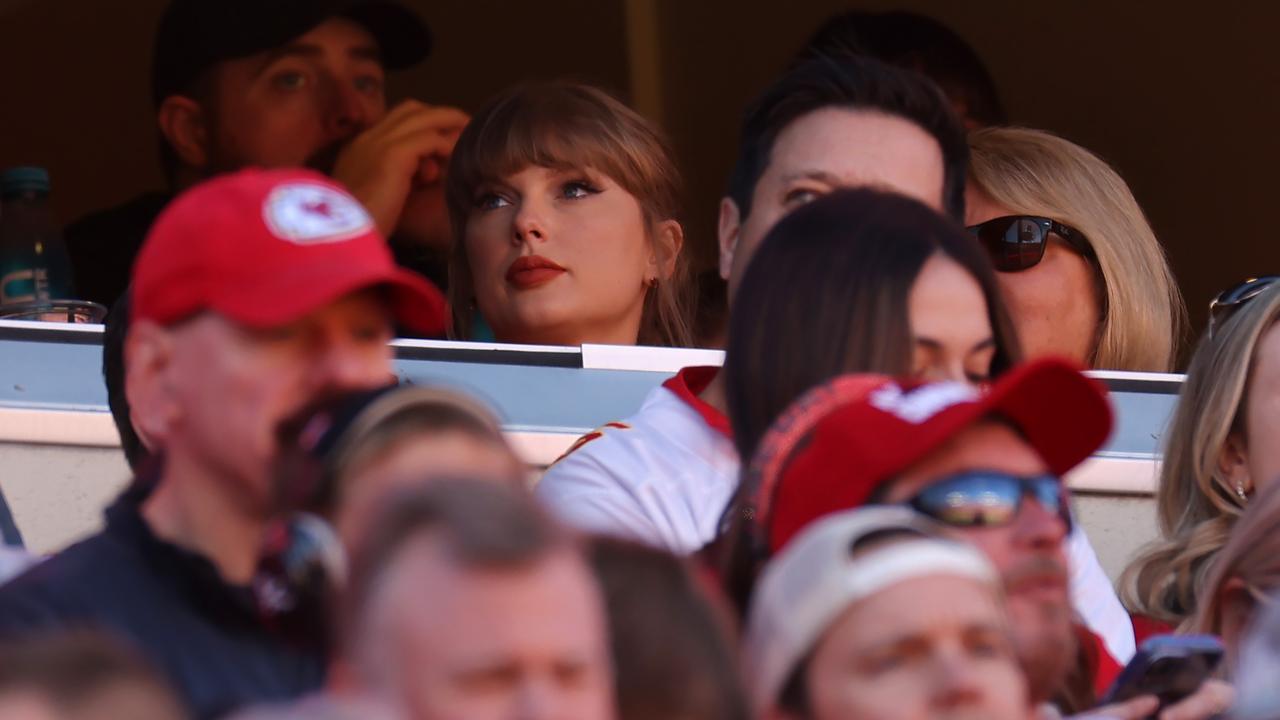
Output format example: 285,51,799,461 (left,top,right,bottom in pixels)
0,483,325,719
